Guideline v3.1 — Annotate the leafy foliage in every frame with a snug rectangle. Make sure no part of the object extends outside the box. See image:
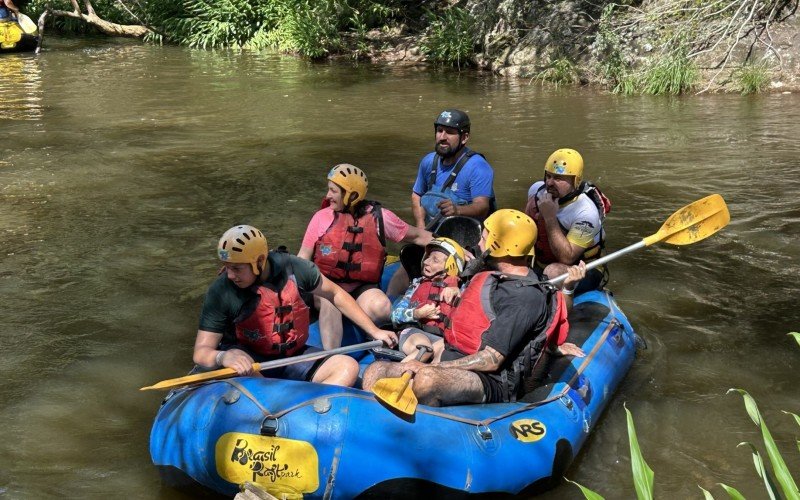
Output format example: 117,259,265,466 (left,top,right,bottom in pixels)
419,6,476,68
